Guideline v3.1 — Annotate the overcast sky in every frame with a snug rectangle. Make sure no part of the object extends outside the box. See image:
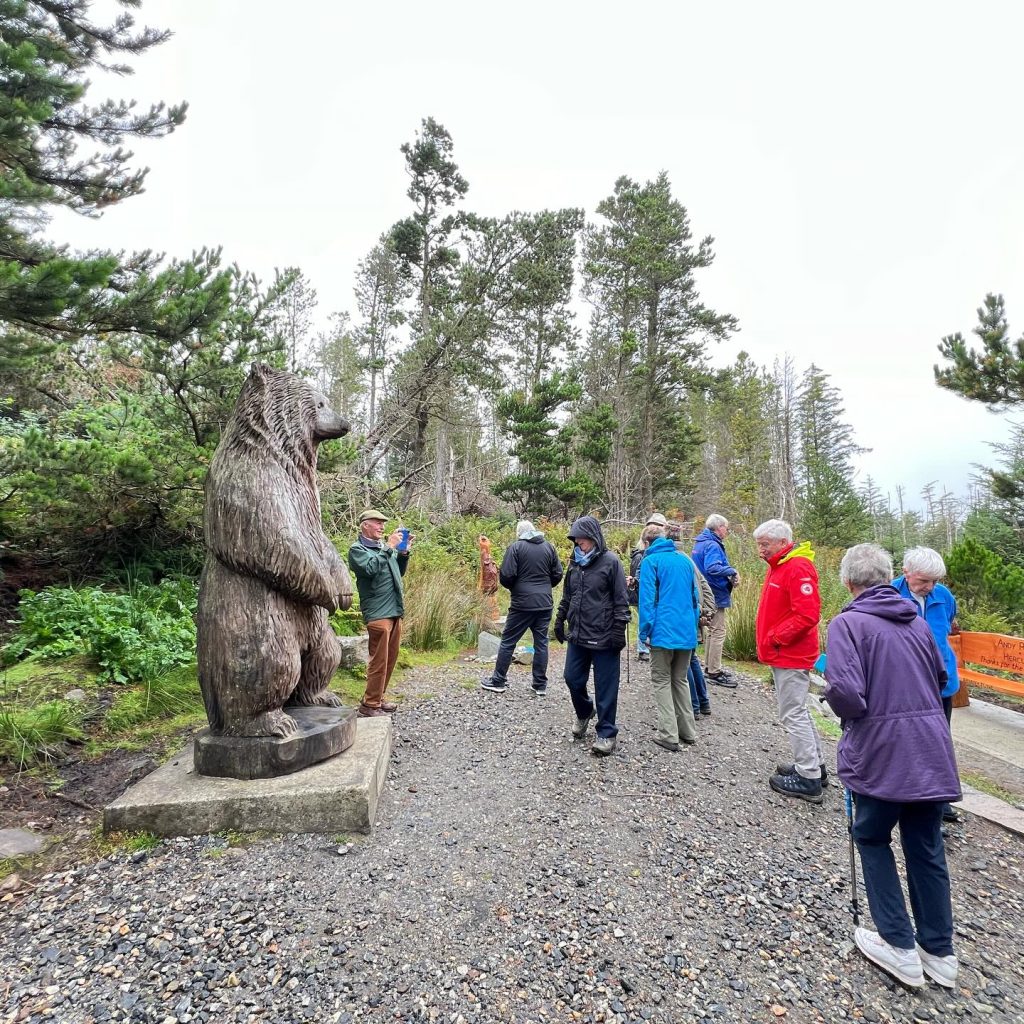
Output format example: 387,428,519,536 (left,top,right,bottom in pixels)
54,0,1021,511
